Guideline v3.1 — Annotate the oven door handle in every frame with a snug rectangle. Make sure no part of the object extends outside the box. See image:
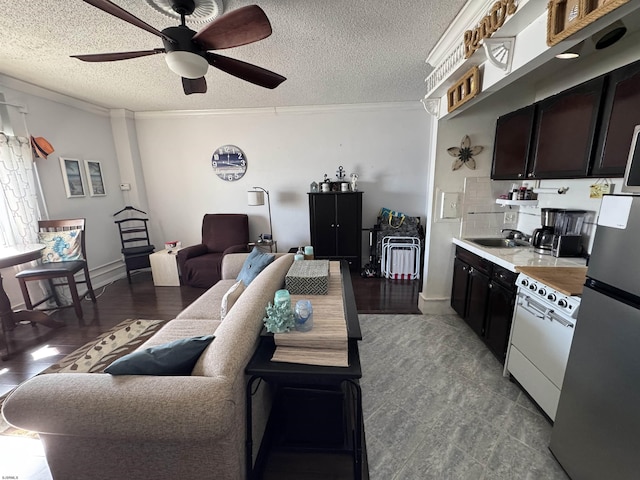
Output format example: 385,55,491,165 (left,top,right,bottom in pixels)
517,294,549,318
548,310,575,328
